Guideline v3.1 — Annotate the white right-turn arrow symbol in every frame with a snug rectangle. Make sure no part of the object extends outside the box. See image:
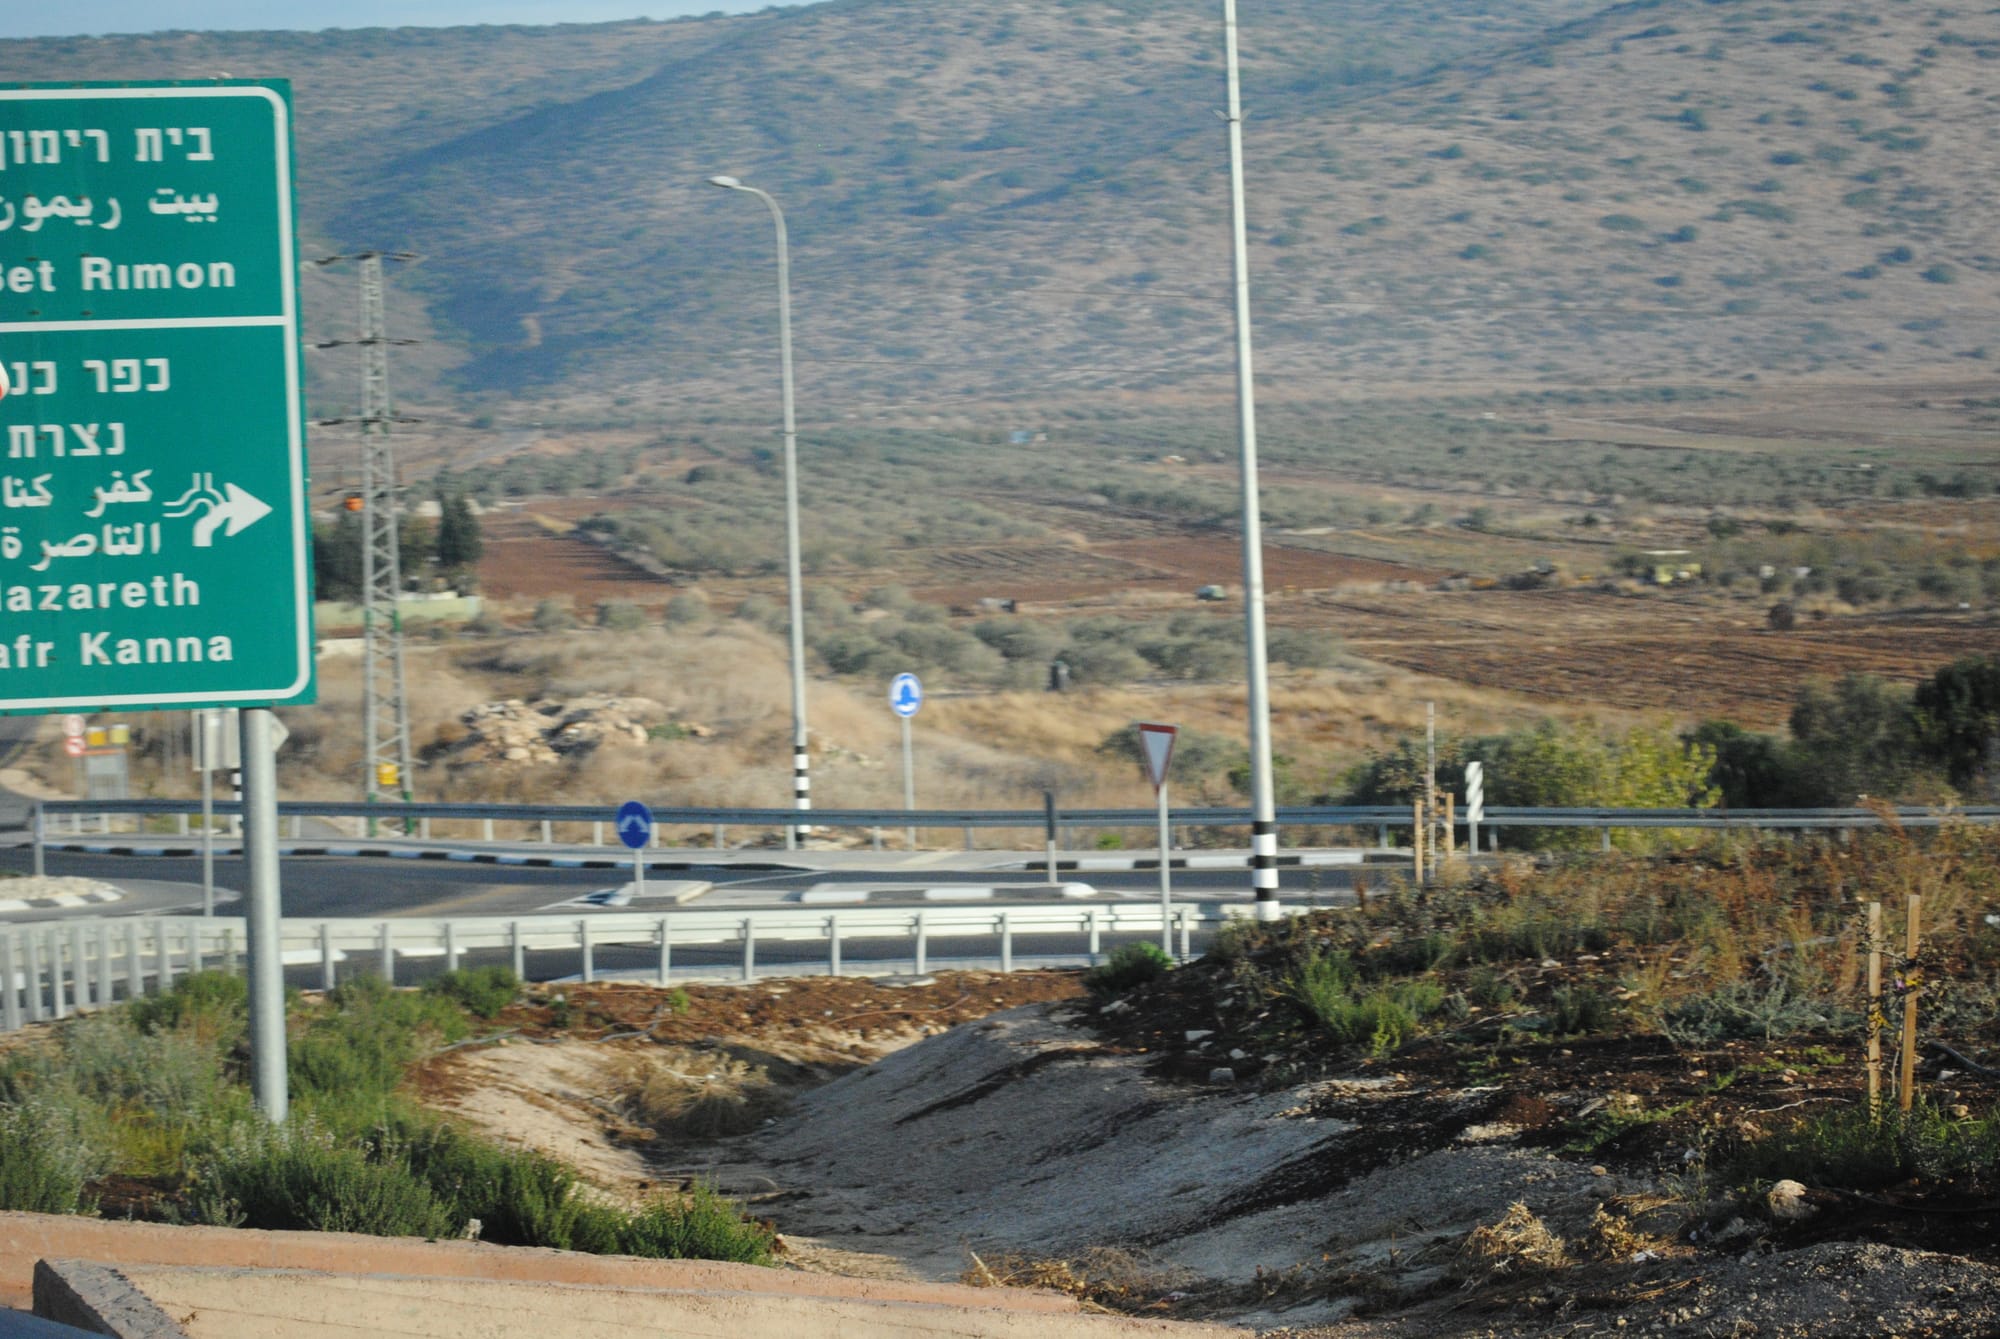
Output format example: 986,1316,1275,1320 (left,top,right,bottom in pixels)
192,482,273,547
